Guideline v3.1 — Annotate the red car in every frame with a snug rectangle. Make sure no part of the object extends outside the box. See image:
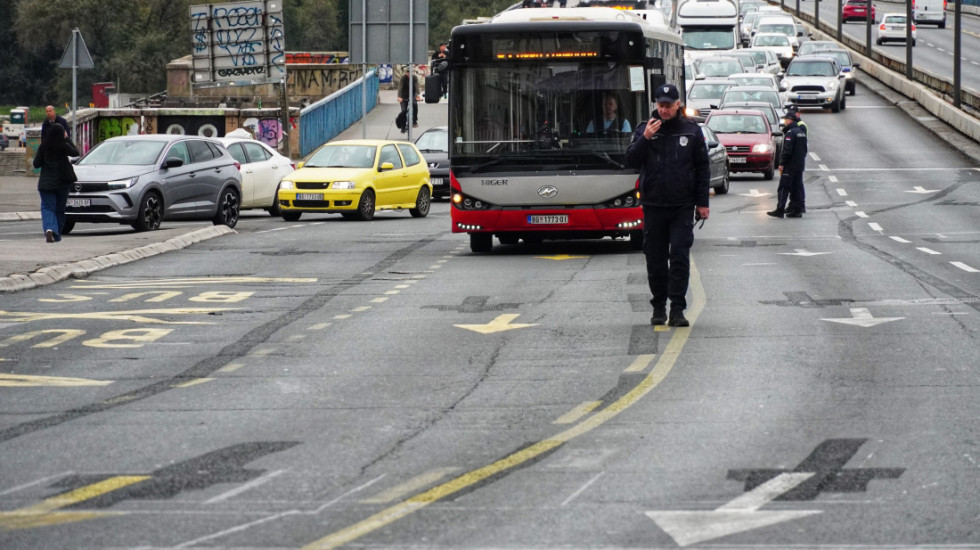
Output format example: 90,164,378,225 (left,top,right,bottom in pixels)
704,109,779,180
842,0,876,22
